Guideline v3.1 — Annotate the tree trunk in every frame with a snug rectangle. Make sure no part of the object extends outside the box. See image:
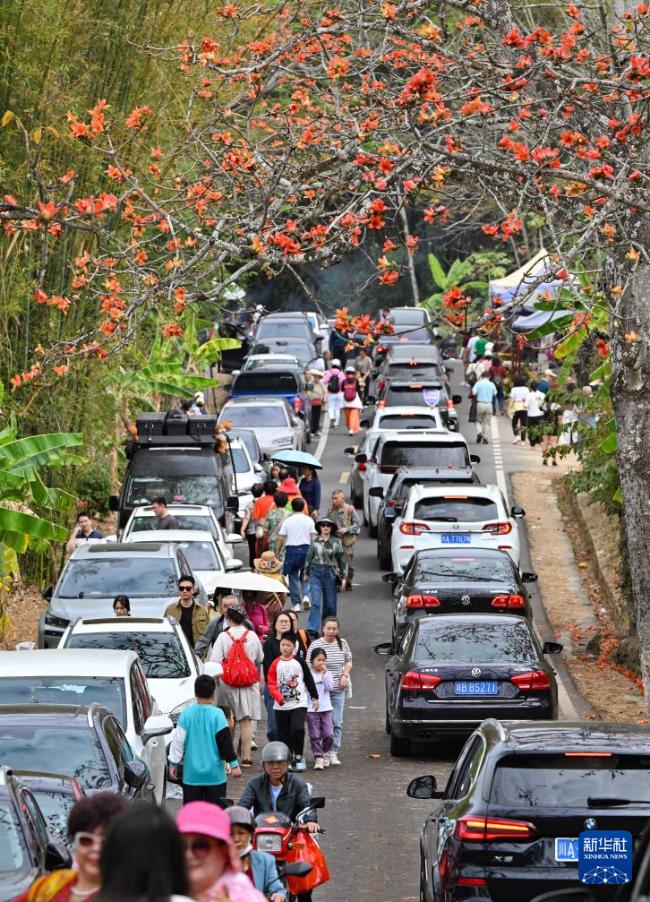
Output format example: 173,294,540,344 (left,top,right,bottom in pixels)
611,253,650,707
